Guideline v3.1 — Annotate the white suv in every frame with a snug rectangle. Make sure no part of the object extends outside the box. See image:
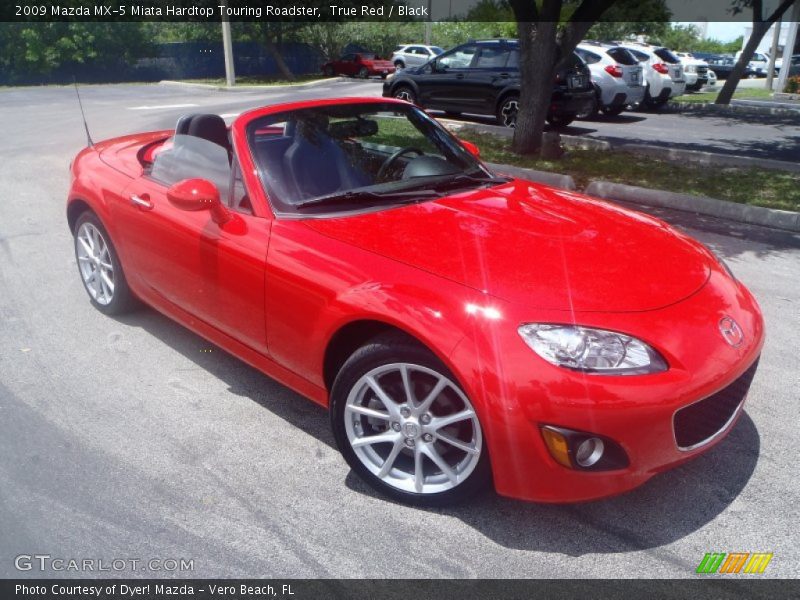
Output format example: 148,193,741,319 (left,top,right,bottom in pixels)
576,43,645,116
618,43,686,108
391,45,445,70
675,52,710,90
